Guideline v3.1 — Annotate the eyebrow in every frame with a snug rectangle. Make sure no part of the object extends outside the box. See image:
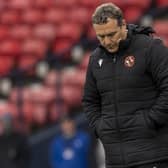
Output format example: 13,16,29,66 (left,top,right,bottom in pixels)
97,31,117,38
